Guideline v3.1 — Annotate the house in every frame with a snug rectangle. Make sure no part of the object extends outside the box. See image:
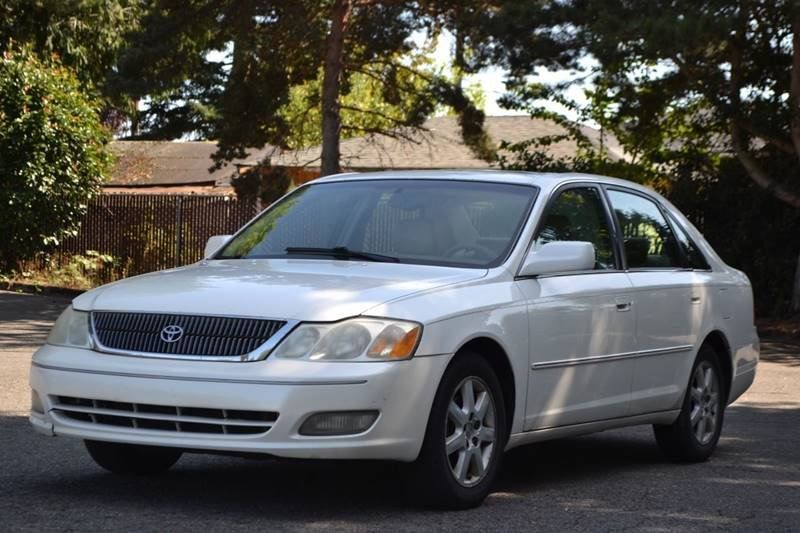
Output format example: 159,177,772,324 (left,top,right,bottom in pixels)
106,116,624,193
105,141,277,194
263,115,626,185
